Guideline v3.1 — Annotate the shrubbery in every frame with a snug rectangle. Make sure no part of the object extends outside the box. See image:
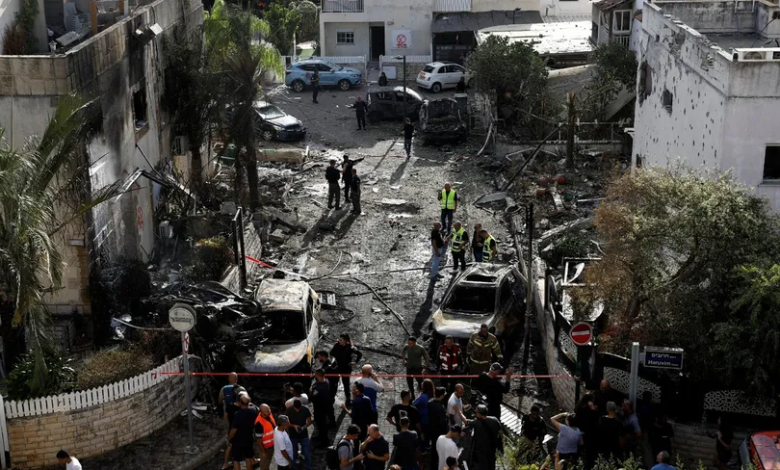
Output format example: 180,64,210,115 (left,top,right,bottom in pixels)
75,347,154,390
187,236,233,281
